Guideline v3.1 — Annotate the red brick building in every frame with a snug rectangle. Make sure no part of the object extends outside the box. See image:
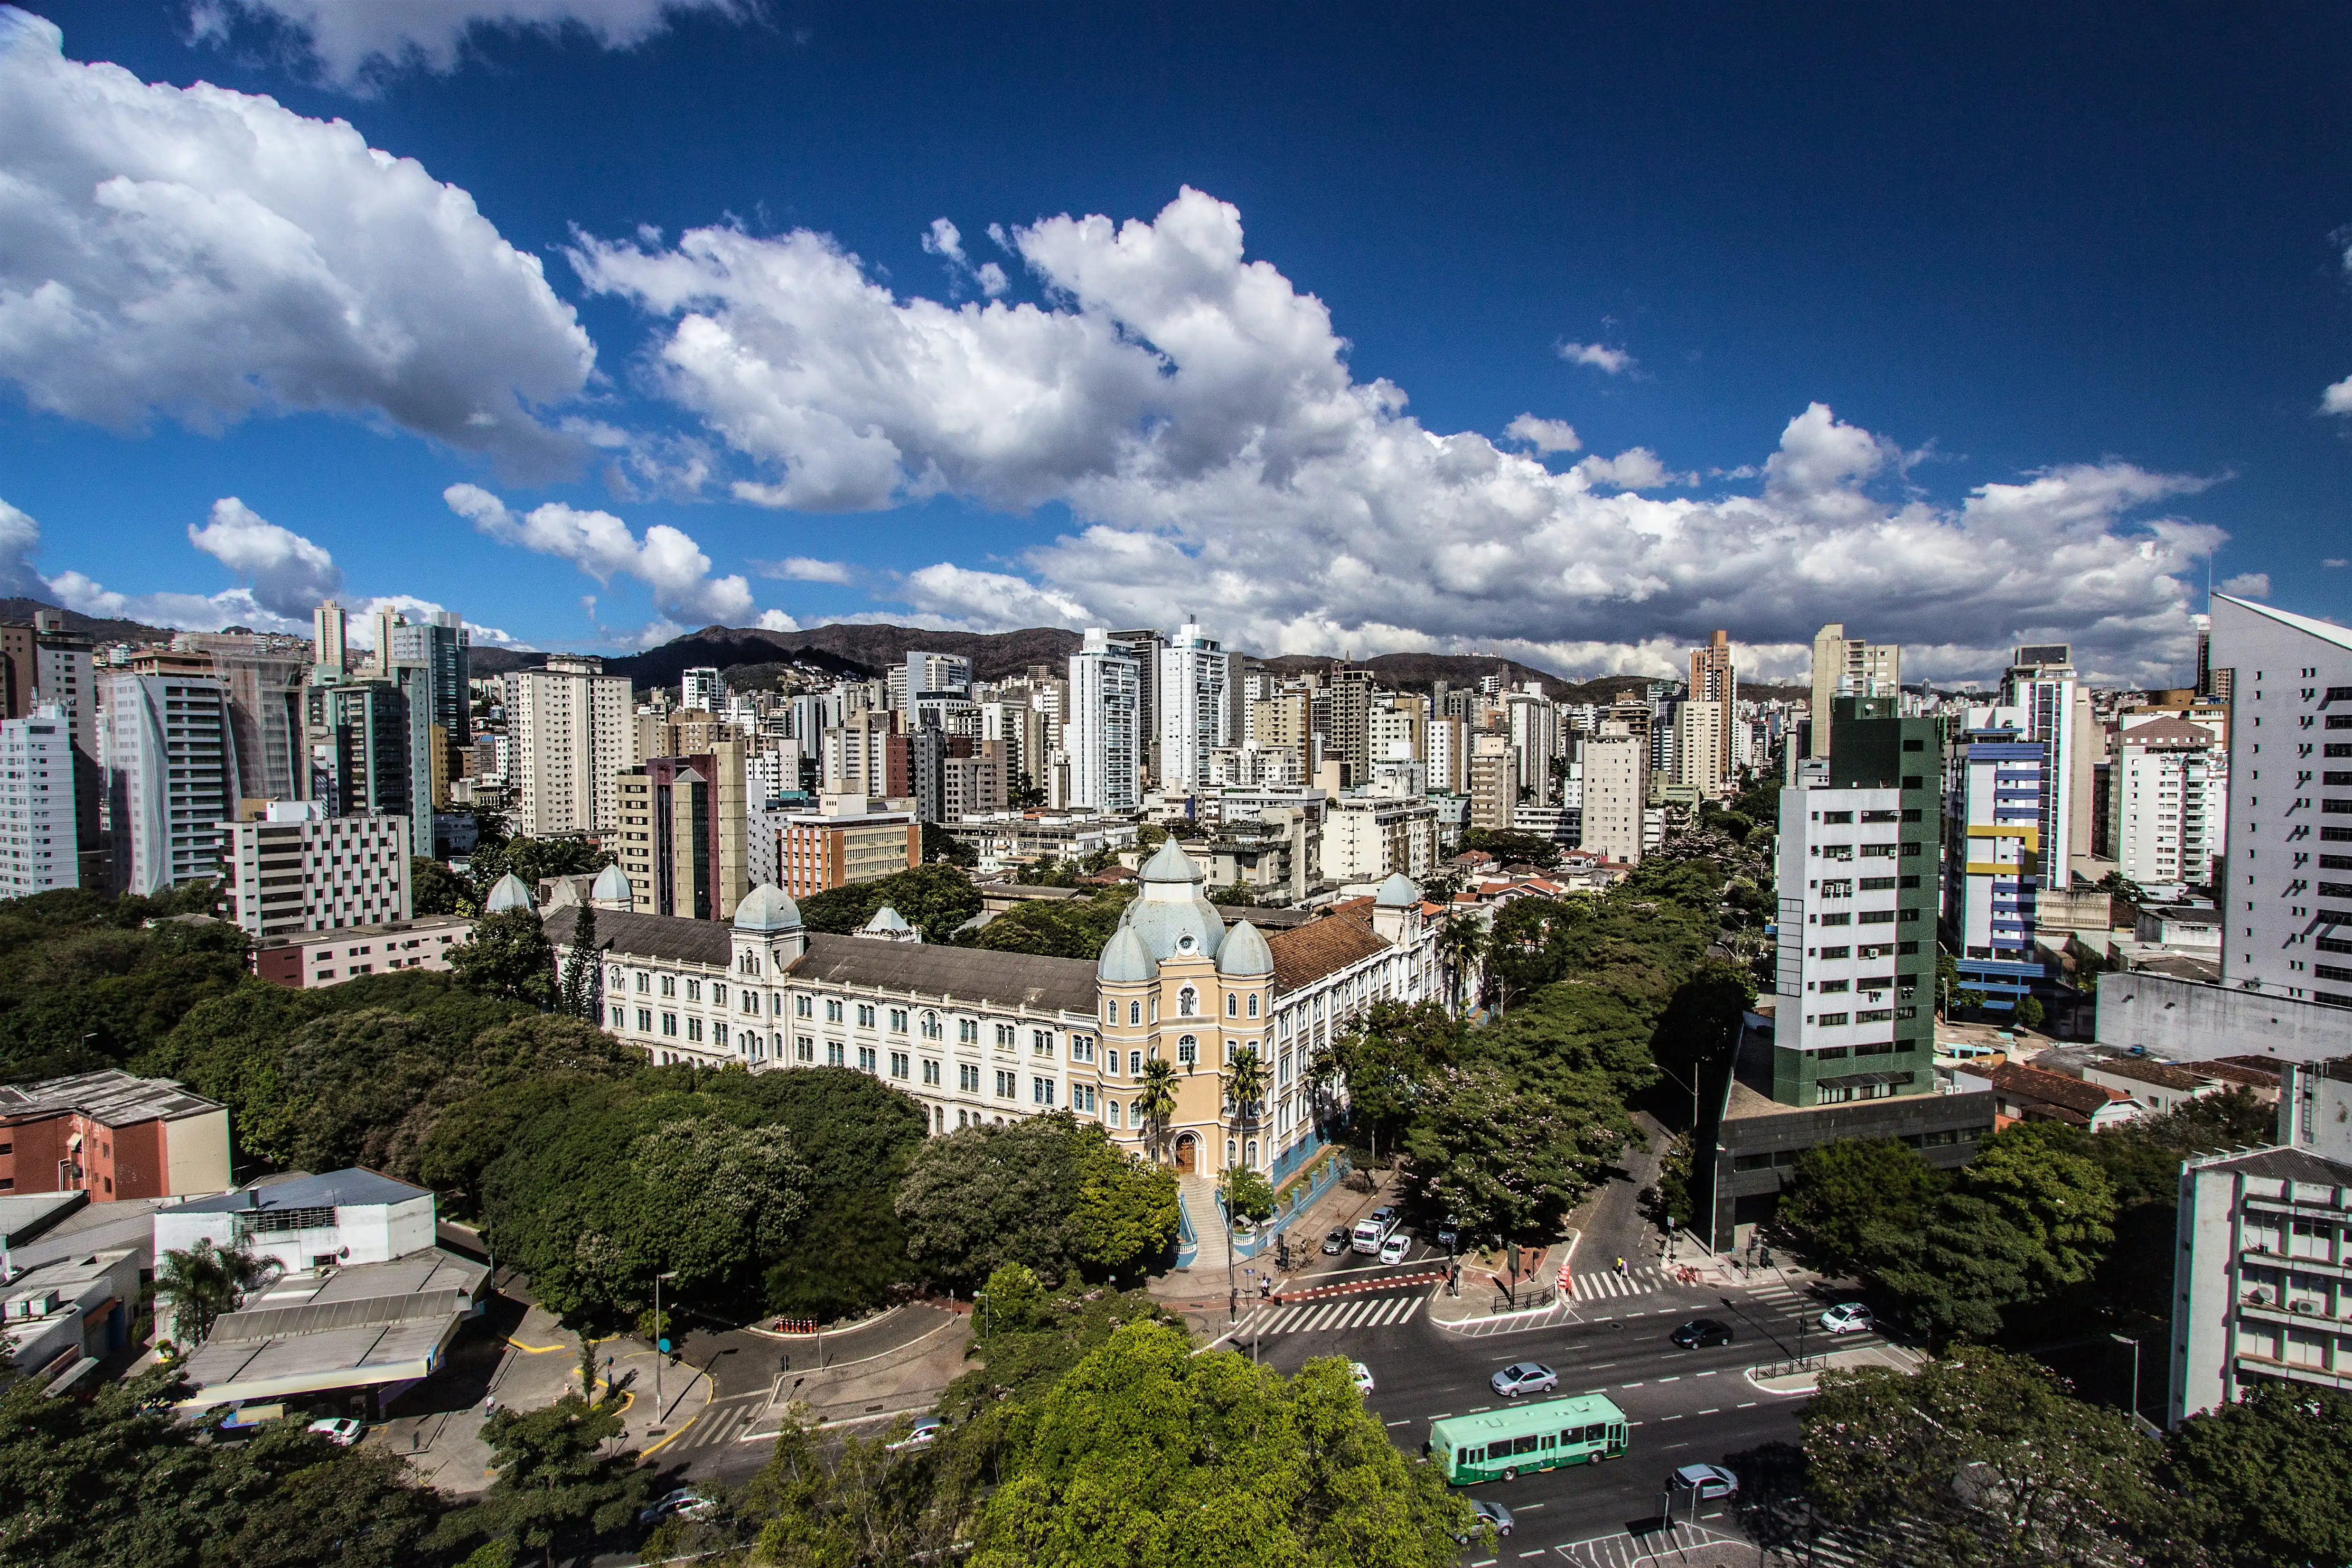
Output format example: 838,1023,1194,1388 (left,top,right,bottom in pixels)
0,1071,231,1200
